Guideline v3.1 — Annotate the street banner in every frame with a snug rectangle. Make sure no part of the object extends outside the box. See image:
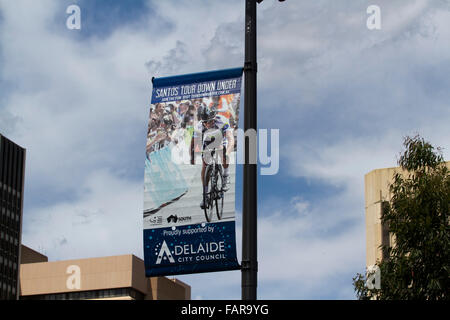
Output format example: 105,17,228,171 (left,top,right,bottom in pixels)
143,68,242,276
